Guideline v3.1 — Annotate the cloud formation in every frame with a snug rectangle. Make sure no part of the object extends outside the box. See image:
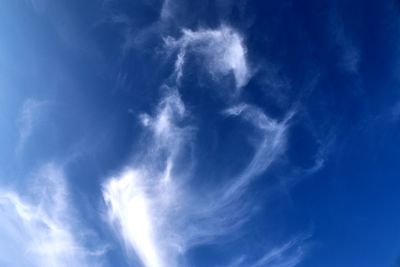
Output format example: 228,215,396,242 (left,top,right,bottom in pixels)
103,86,298,267
249,234,309,267
16,98,45,153
223,104,294,198
103,12,306,267
0,163,104,267
164,25,251,89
